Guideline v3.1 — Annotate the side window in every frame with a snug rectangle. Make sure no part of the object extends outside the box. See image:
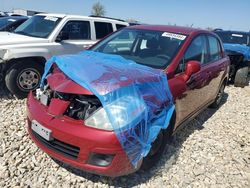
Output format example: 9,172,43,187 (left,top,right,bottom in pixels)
184,36,207,64
208,36,221,62
94,22,113,39
61,21,91,40
177,35,207,73
116,24,126,30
